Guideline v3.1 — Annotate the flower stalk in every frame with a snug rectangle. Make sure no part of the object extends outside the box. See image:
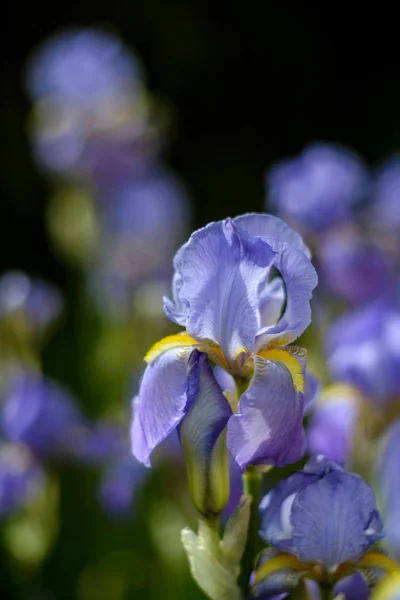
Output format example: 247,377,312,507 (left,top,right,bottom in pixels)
238,466,263,594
